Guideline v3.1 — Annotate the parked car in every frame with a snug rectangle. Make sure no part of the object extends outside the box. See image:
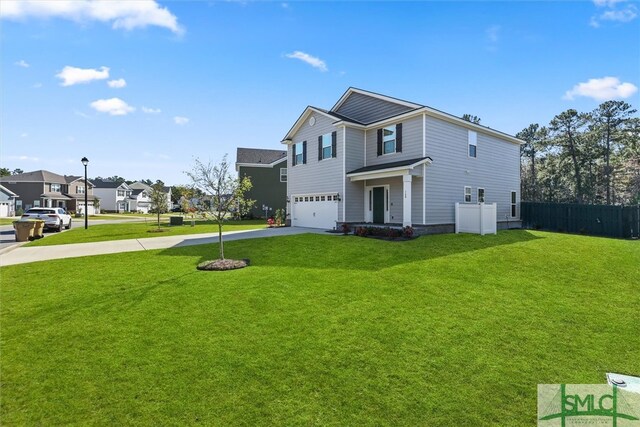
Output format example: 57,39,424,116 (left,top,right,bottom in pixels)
21,207,72,232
